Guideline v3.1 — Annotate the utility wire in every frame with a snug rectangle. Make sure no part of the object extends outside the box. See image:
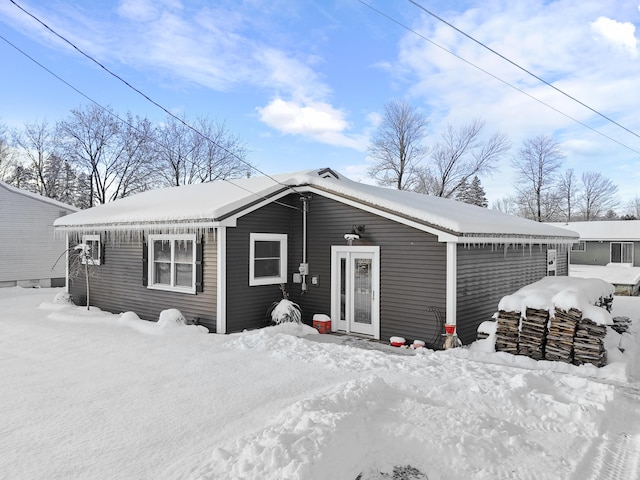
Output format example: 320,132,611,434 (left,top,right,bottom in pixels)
0,32,301,211
7,0,305,204
406,0,640,140
358,1,640,157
